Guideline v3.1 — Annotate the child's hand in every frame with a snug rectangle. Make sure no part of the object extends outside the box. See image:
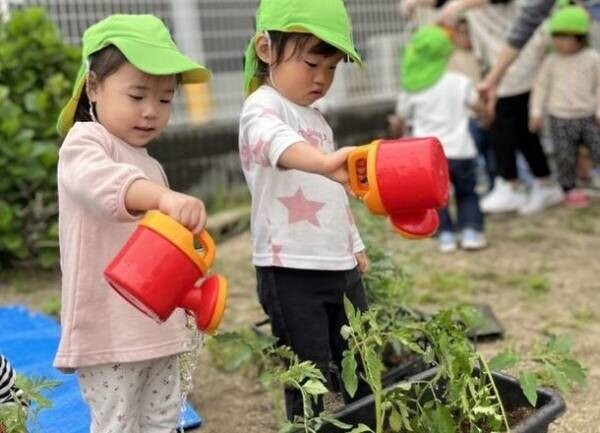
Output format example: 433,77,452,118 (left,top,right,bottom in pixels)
324,146,356,184
355,250,369,273
528,116,542,133
158,190,207,234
